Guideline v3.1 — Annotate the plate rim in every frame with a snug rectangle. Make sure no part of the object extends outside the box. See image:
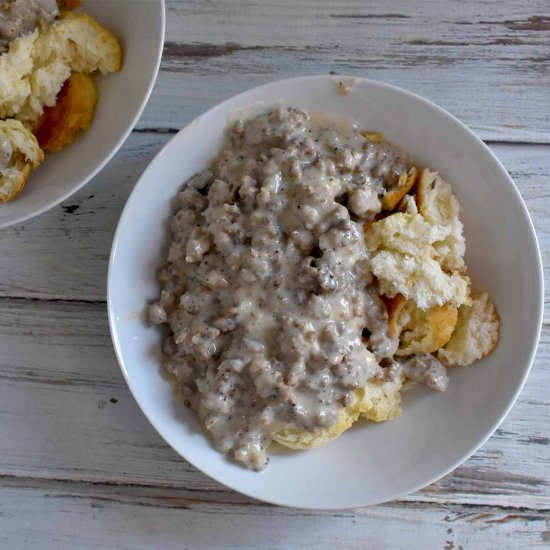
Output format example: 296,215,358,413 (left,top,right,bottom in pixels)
0,0,166,230
107,75,544,509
